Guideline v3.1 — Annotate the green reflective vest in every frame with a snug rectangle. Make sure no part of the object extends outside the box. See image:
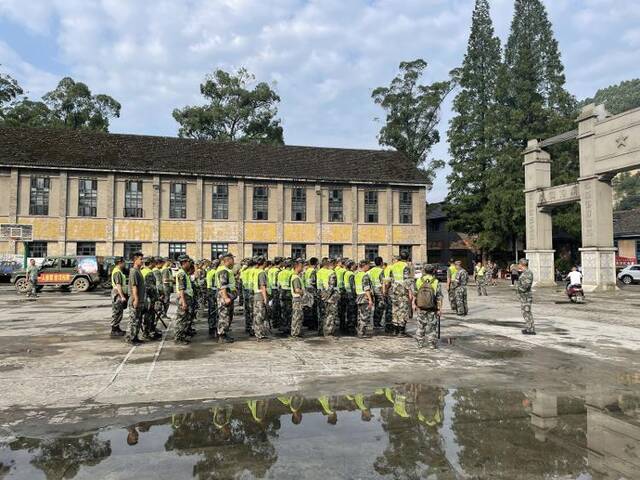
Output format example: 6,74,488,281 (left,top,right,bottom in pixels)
475,265,486,276
354,271,368,295
141,266,152,278
267,267,280,290
369,266,383,288
215,266,236,292
111,266,128,294
304,267,315,287
383,265,393,281
390,261,408,282
335,266,346,289
277,269,293,290
344,270,355,293
253,269,267,293
448,265,458,280
290,273,303,298
416,274,438,292
175,268,193,297
240,267,253,292
317,268,329,291
206,268,217,289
